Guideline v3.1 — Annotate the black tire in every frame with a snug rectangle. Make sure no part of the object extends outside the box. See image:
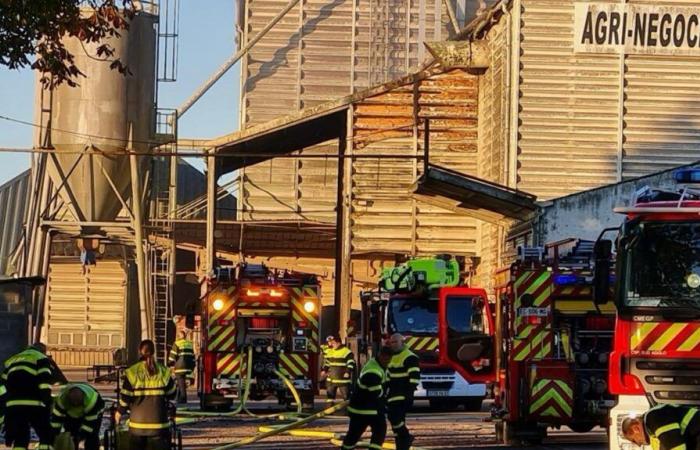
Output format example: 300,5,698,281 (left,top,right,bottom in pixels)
429,399,460,411
463,397,484,412
569,422,596,433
